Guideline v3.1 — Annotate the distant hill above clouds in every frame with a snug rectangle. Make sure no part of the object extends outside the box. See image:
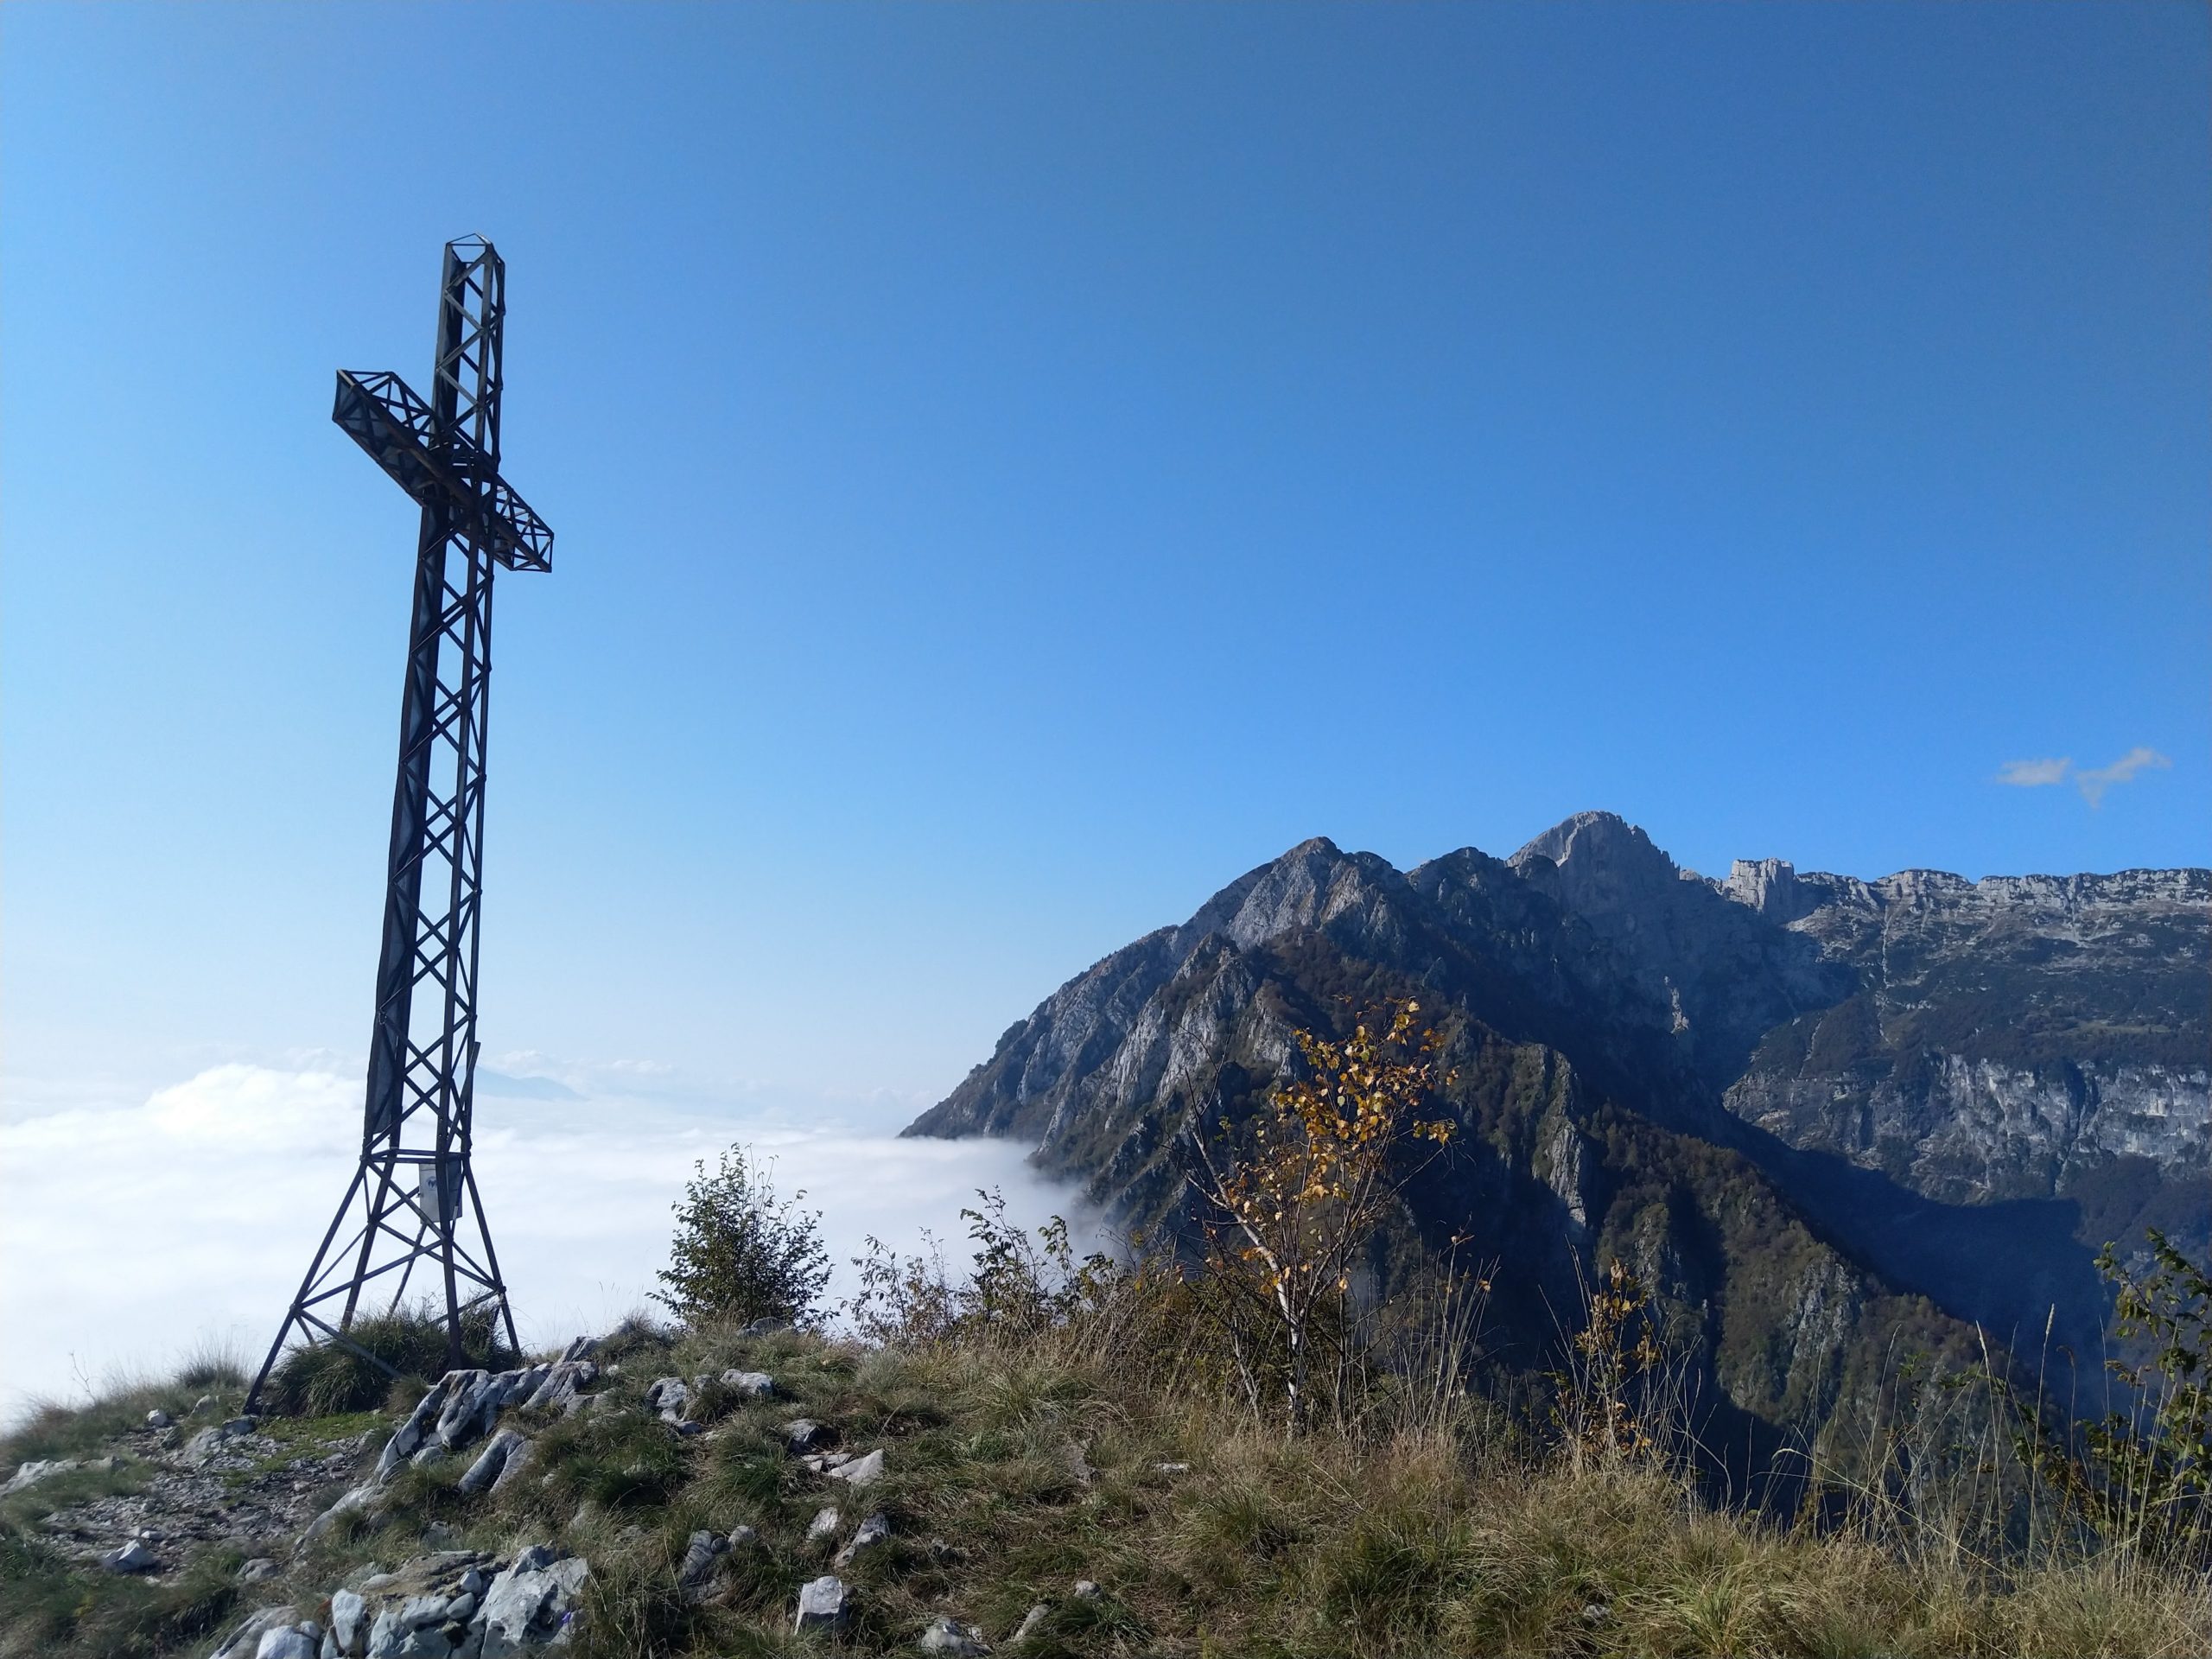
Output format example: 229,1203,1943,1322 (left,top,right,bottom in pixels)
906,813,2209,1452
